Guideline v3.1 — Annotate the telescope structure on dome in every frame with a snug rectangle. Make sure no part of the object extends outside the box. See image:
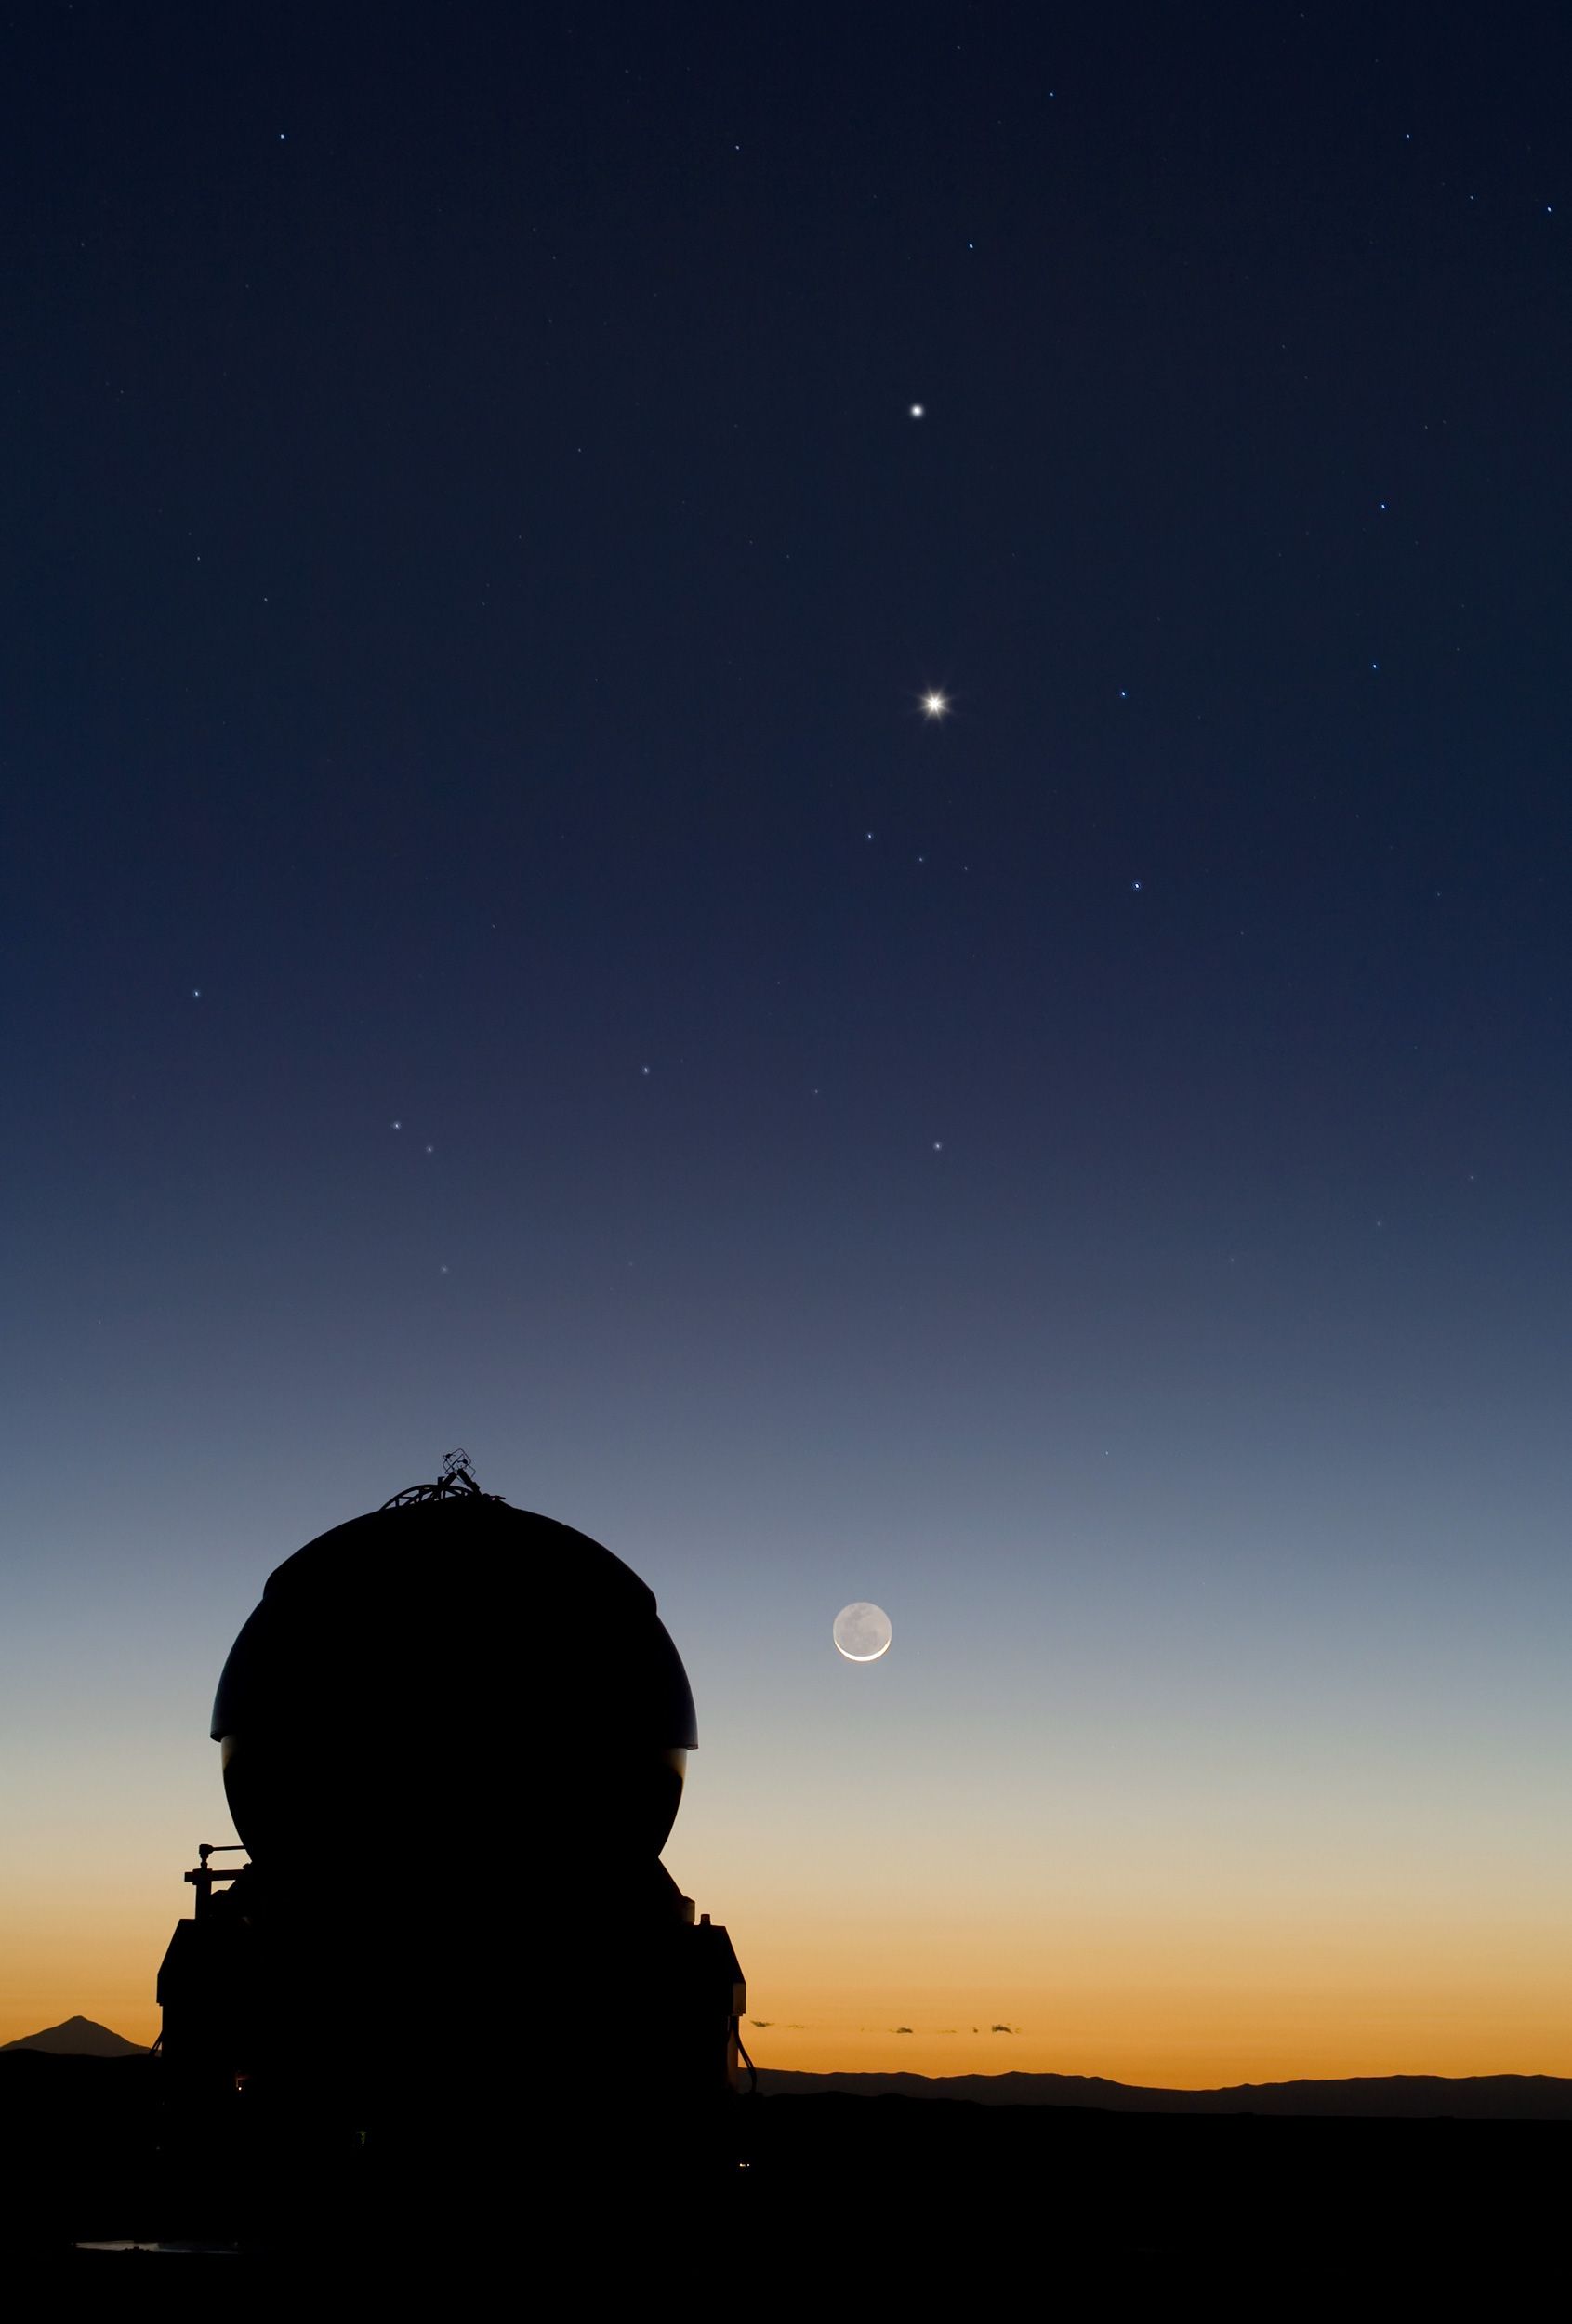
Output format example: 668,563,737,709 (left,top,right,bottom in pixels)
156,1454,747,2237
